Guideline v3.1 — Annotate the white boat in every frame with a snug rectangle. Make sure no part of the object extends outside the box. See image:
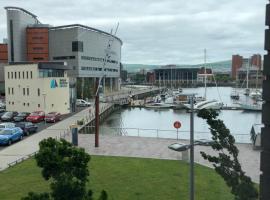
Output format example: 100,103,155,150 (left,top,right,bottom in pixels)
185,49,223,110
230,90,240,100
195,99,223,110
249,90,262,100
238,101,262,111
145,103,173,109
